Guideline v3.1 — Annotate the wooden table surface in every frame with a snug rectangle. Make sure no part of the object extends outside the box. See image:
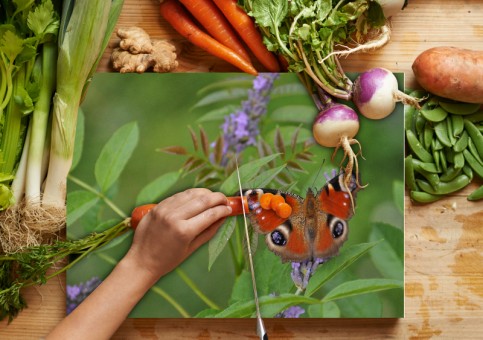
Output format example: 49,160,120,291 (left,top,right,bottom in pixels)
1,0,483,338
